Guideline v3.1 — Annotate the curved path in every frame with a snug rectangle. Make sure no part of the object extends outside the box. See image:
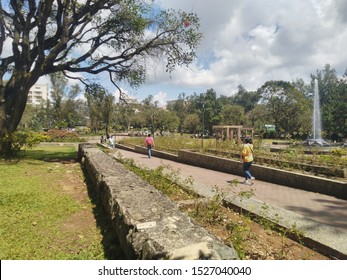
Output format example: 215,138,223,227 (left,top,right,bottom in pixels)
114,148,347,233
